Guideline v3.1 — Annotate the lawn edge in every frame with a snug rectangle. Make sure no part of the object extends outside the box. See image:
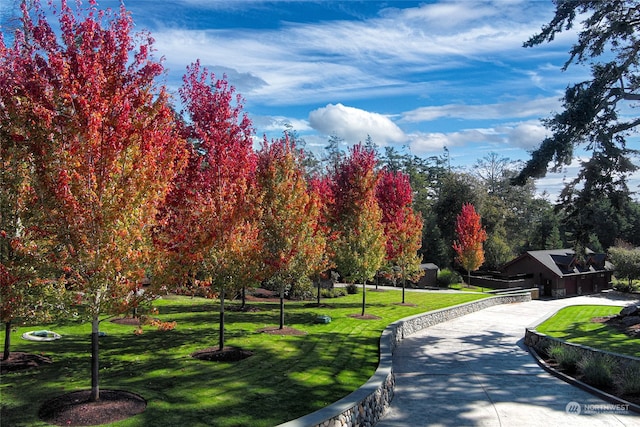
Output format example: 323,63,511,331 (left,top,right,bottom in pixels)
277,291,532,427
